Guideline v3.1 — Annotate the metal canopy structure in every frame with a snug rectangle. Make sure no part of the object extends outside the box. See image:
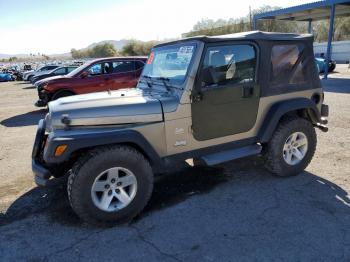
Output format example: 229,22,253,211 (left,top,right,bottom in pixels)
253,0,350,79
